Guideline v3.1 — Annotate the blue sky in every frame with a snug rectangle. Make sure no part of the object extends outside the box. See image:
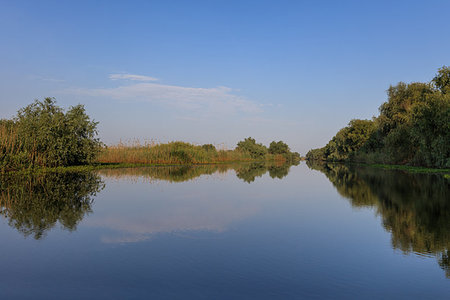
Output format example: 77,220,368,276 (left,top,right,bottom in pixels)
1,0,449,154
